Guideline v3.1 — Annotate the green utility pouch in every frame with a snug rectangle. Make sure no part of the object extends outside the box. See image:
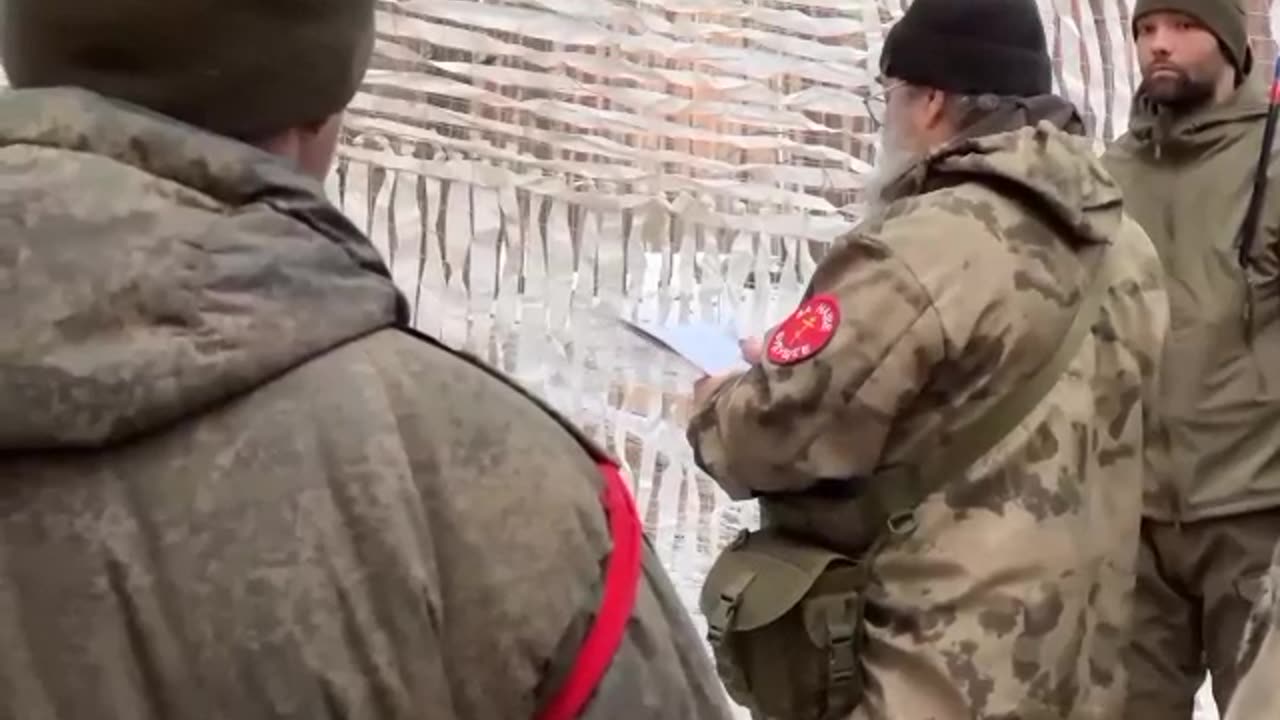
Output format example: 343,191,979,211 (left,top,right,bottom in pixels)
699,528,868,720
700,246,1115,720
